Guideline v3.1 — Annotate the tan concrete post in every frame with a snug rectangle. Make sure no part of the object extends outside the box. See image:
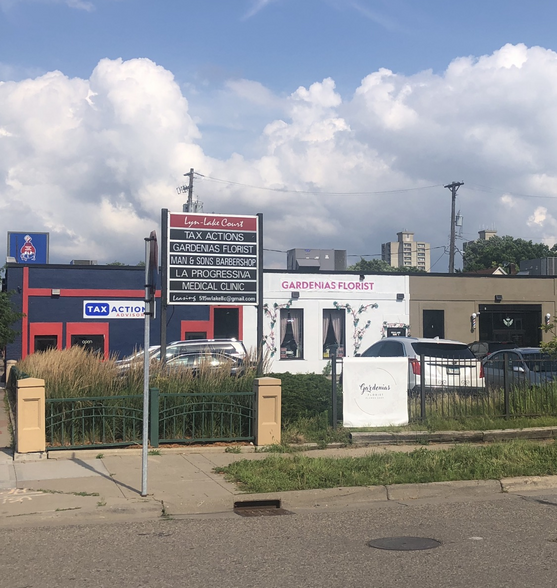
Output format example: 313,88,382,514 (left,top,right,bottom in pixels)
16,378,46,454
5,360,17,385
254,377,281,446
